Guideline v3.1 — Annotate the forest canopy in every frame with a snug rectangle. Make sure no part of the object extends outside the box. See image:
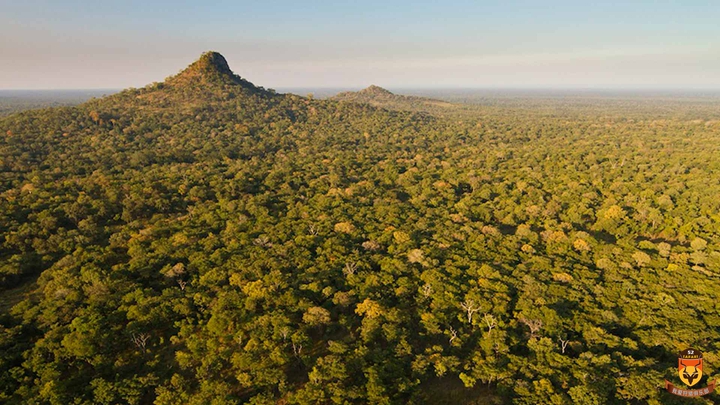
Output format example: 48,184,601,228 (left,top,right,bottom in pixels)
1,52,720,404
